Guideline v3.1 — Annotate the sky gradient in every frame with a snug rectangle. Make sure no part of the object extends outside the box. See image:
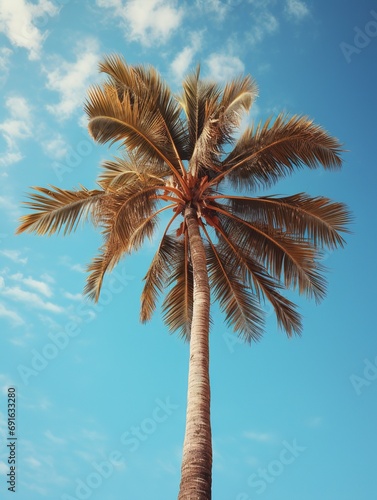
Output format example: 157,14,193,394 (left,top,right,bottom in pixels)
0,1,376,499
